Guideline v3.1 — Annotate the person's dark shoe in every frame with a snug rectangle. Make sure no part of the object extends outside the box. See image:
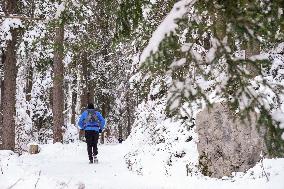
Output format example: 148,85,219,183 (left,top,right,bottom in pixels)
93,156,98,164
89,159,93,164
